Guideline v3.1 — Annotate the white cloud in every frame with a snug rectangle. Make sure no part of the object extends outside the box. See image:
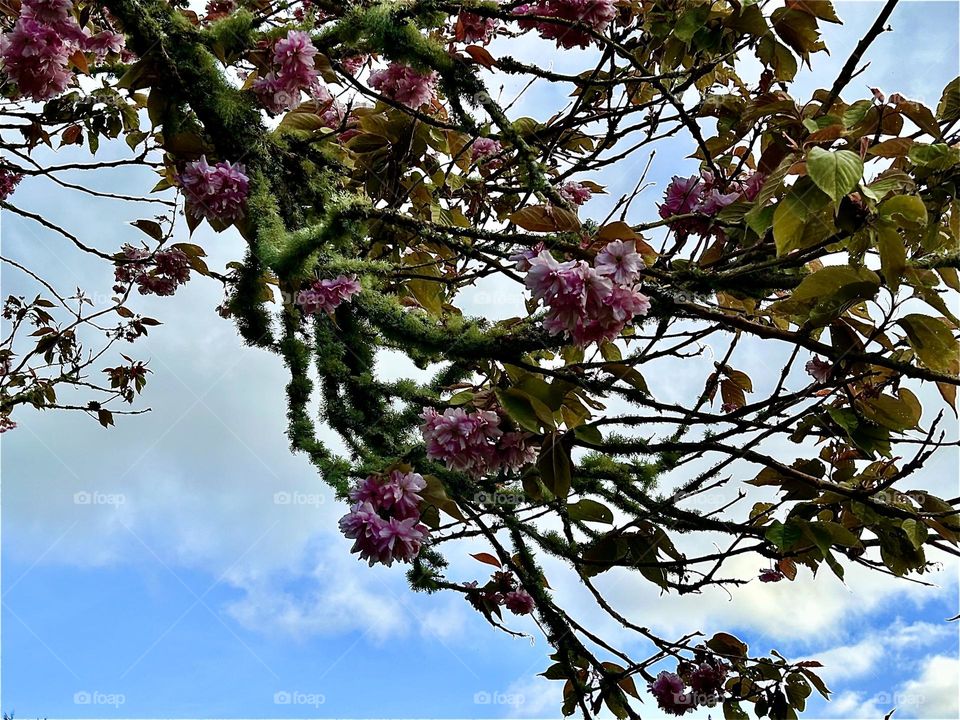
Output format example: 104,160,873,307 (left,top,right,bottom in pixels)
800,639,886,683
898,655,960,719
826,690,887,719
